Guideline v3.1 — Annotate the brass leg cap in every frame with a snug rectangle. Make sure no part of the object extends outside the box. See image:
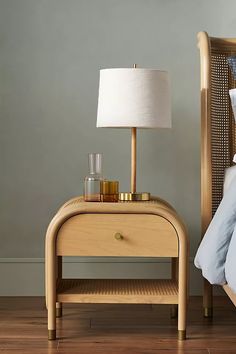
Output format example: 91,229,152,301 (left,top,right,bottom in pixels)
170,305,178,319
56,307,62,318
48,330,56,340
204,307,213,318
178,330,186,341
